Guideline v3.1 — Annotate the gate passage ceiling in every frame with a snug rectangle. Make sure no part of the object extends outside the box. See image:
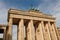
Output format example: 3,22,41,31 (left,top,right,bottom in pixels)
0,29,4,33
